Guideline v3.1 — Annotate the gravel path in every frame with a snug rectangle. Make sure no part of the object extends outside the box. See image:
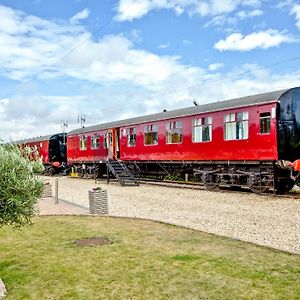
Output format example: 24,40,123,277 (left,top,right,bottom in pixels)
44,176,300,254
